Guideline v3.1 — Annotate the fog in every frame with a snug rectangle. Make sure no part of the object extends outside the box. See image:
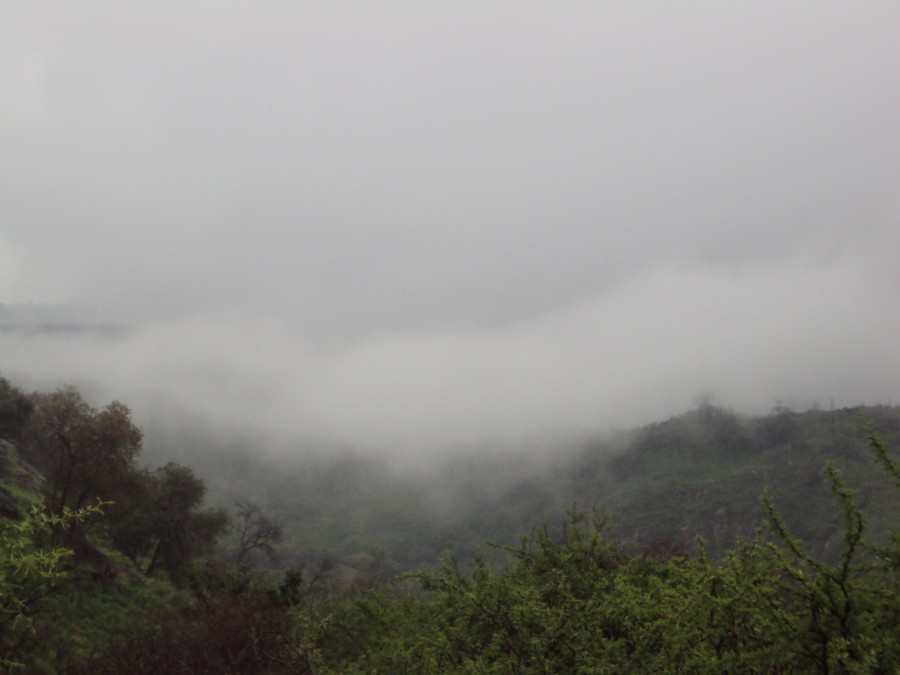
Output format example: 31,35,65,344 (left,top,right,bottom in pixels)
1,2,898,456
